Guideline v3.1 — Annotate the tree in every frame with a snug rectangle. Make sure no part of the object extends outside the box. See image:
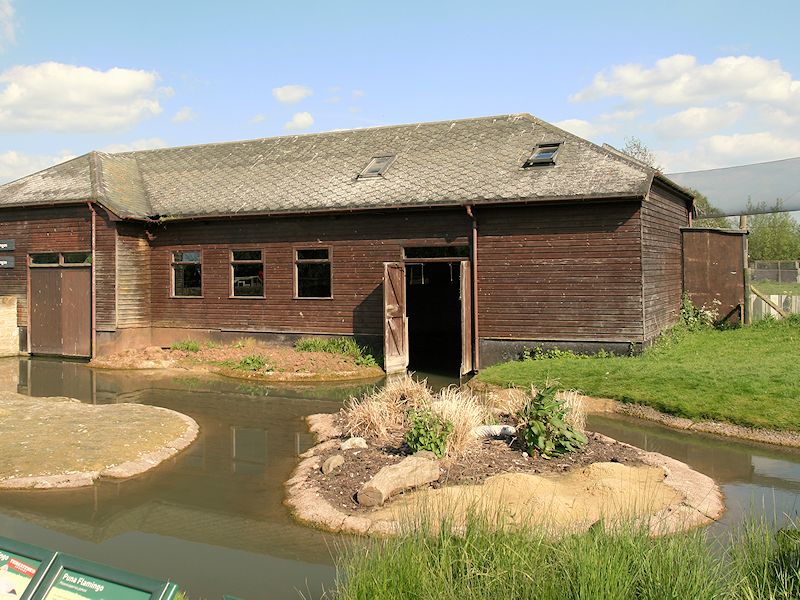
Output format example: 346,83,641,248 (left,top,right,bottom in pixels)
746,200,800,261
692,190,735,229
621,136,661,172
